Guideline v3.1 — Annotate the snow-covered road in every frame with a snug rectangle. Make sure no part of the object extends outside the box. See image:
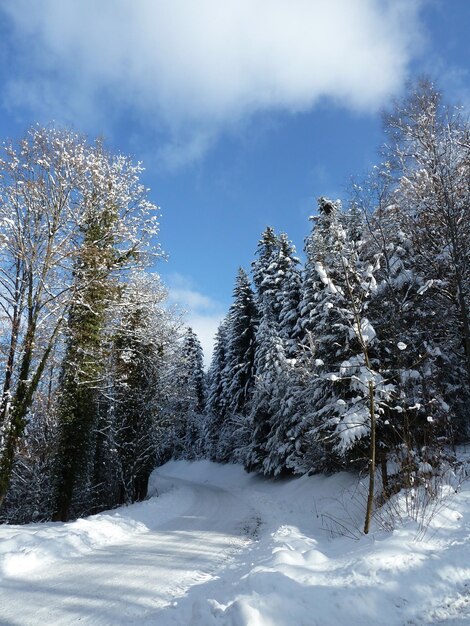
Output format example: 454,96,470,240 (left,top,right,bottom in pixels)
2,460,470,626
0,474,256,625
